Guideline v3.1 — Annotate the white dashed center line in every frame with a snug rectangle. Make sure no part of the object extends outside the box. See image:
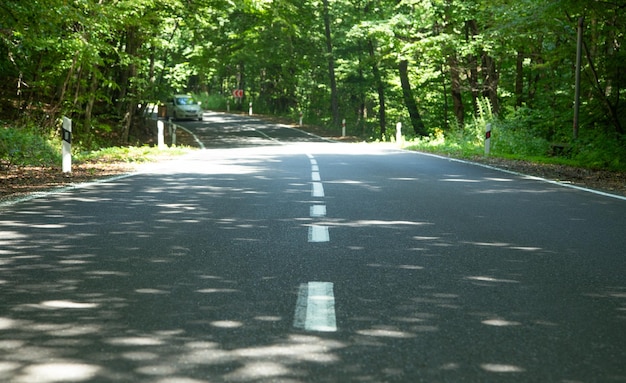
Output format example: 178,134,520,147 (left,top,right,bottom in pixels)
310,205,326,217
293,282,337,332
312,182,325,197
296,155,337,332
308,225,330,242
